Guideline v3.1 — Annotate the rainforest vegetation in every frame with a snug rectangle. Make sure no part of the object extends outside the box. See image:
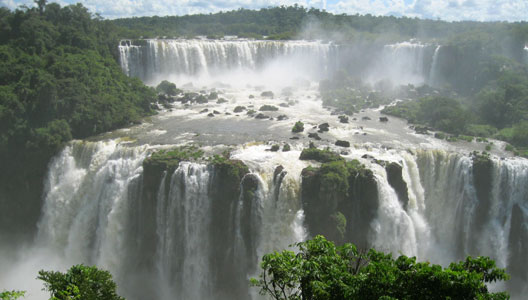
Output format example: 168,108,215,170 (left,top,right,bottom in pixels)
0,2,156,239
